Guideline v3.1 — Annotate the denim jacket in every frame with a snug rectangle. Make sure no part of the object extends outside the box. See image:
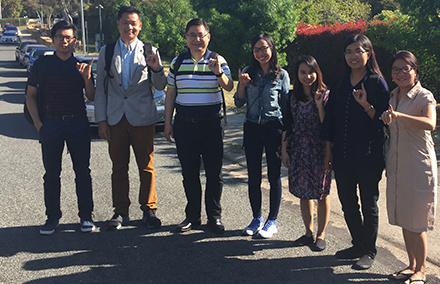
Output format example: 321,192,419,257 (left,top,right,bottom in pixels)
234,67,290,124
